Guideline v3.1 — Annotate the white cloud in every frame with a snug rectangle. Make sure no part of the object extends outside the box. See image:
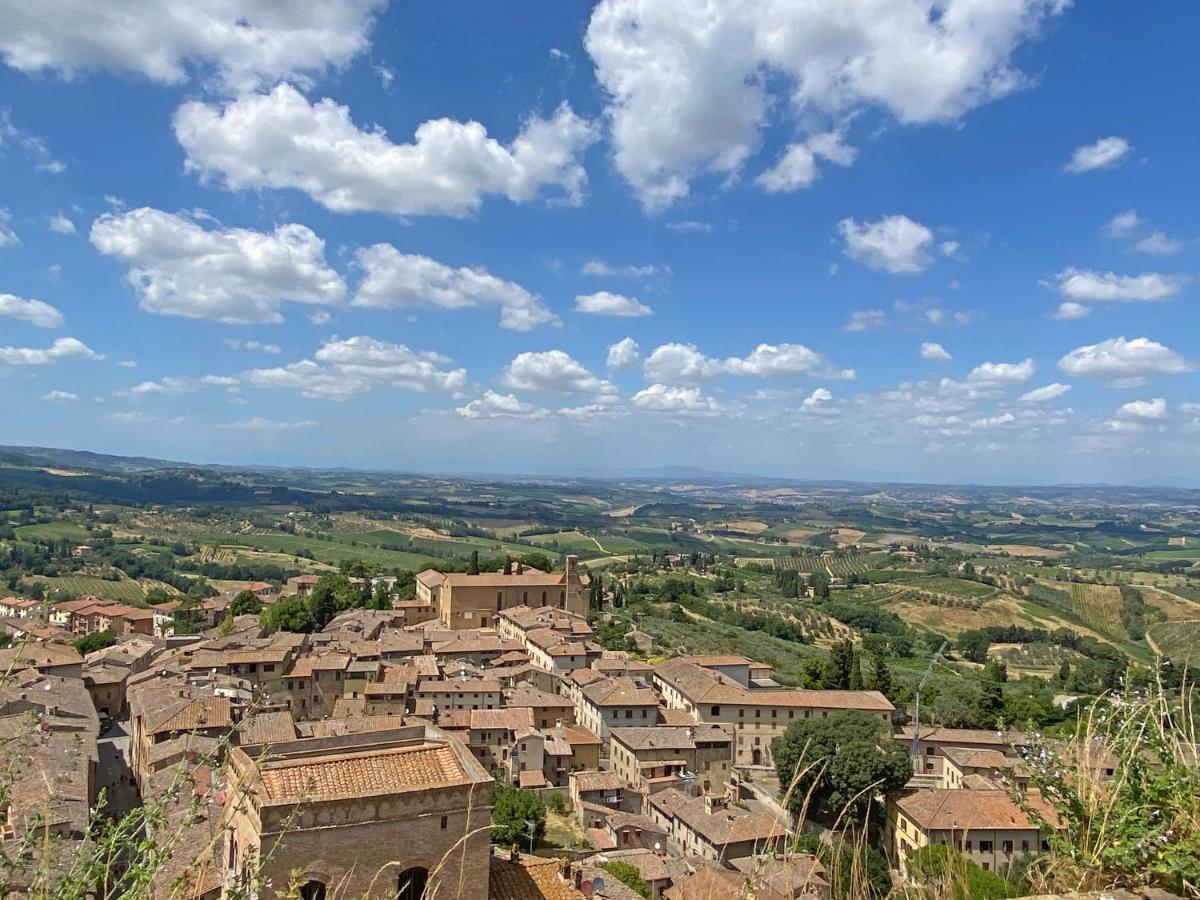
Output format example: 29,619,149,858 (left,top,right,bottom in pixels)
215,417,317,431
723,343,854,380
456,391,548,420
0,208,18,247
0,336,102,365
200,375,240,390
842,309,886,332
1055,267,1187,303
1064,136,1133,173
90,207,345,323
581,260,670,278
0,292,64,327
106,411,160,425
585,0,1066,210
643,343,723,384
1116,397,1167,421
756,132,856,193
42,390,78,401
966,358,1035,384
308,310,333,326
175,84,599,217
801,387,833,411
1052,301,1091,321
1059,336,1192,380
920,342,952,363
573,291,652,317
501,350,616,396
47,214,76,235
1133,231,1184,256
606,337,640,370
0,111,64,173
372,63,394,89
245,335,466,401
631,384,723,416
122,376,192,397
665,220,711,234
1103,209,1141,237
0,0,386,92
223,339,282,354
1018,383,1071,404
838,215,935,274
352,243,557,331
117,360,137,368
939,240,961,258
